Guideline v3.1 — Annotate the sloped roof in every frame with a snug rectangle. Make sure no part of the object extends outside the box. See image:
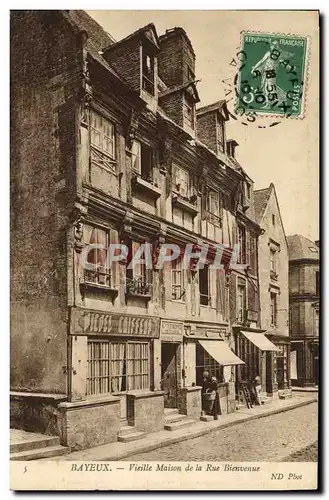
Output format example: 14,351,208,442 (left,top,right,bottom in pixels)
254,186,272,224
66,10,115,50
196,100,227,118
103,23,159,53
287,234,320,261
